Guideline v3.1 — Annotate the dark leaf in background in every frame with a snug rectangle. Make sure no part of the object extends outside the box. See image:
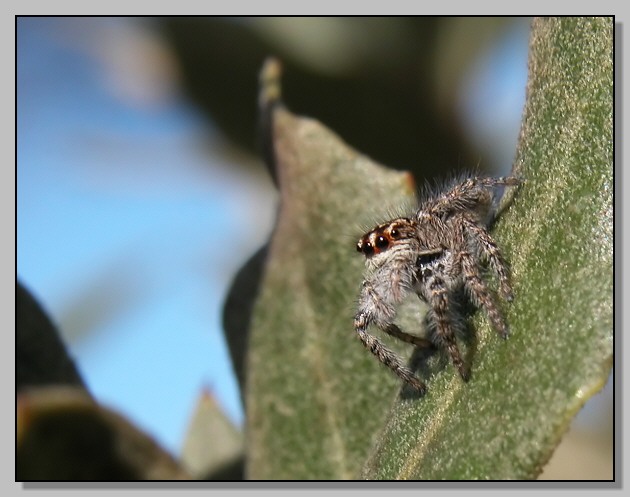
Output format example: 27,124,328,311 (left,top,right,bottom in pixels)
16,281,86,392
17,386,190,480
222,245,269,402
158,17,519,179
